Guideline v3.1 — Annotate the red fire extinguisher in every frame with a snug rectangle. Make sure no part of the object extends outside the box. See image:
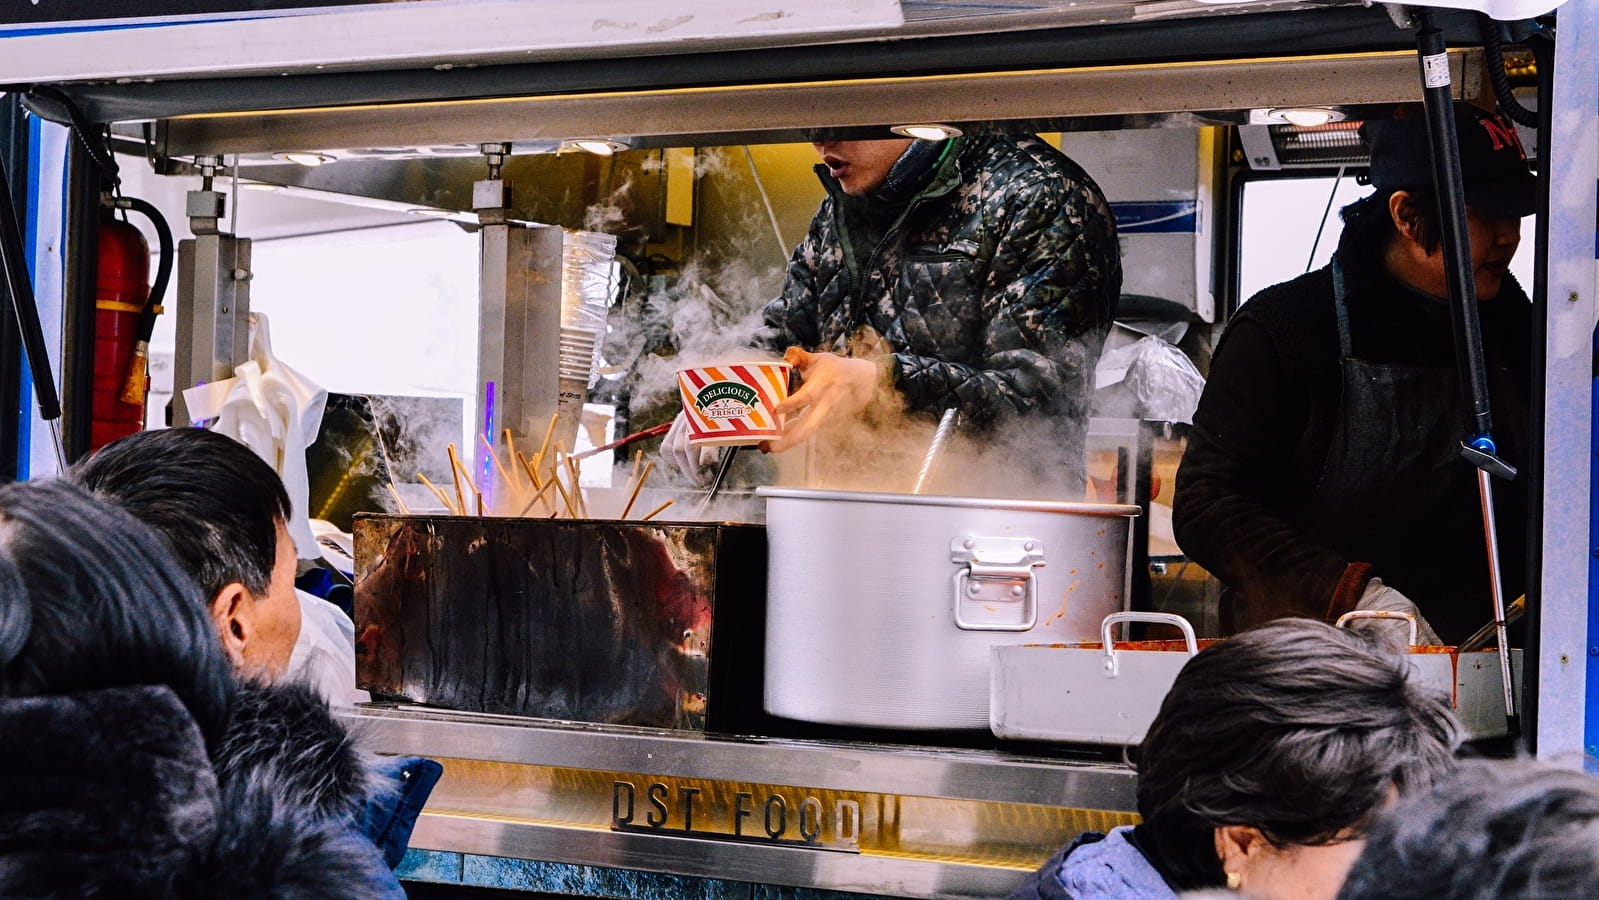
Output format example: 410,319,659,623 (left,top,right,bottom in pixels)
90,196,172,453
